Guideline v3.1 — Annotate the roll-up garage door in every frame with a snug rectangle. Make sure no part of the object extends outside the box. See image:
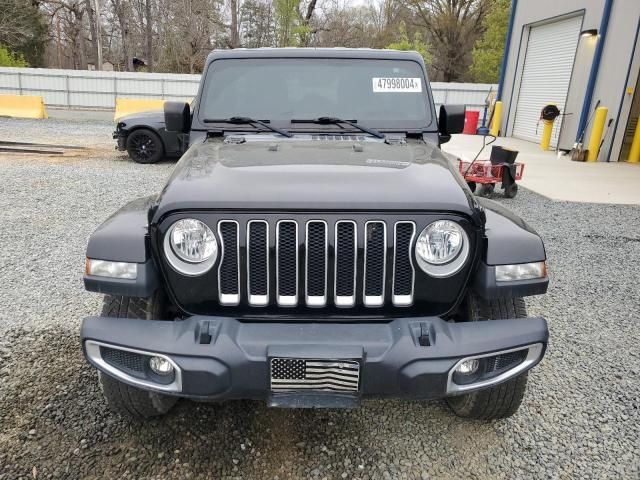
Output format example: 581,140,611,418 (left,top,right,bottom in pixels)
512,16,582,146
